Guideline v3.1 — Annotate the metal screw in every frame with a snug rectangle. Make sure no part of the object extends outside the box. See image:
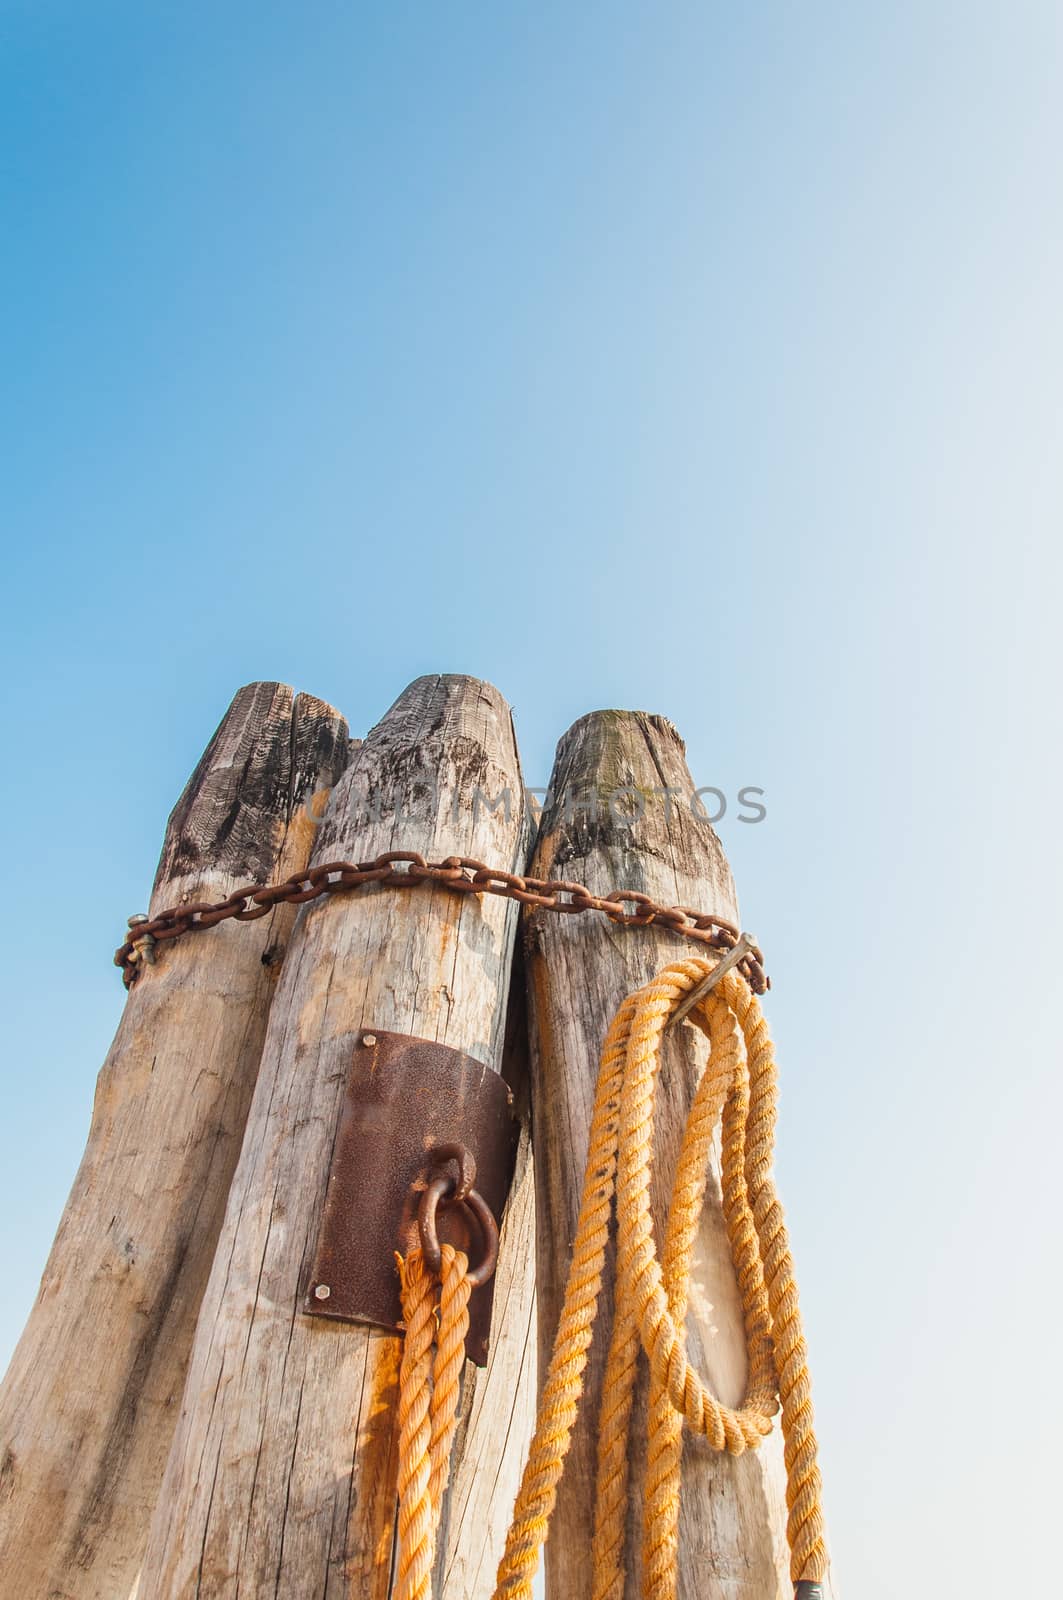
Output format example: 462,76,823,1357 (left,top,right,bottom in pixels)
127,914,149,928
314,1283,331,1300
362,1033,377,1047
